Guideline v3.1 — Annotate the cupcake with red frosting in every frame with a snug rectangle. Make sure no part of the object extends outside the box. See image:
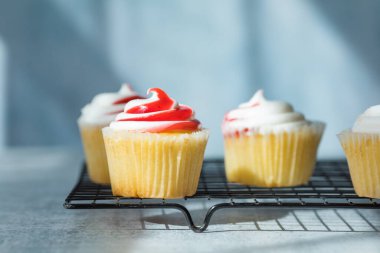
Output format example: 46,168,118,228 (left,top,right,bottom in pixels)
103,88,209,198
222,90,325,187
78,84,143,184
